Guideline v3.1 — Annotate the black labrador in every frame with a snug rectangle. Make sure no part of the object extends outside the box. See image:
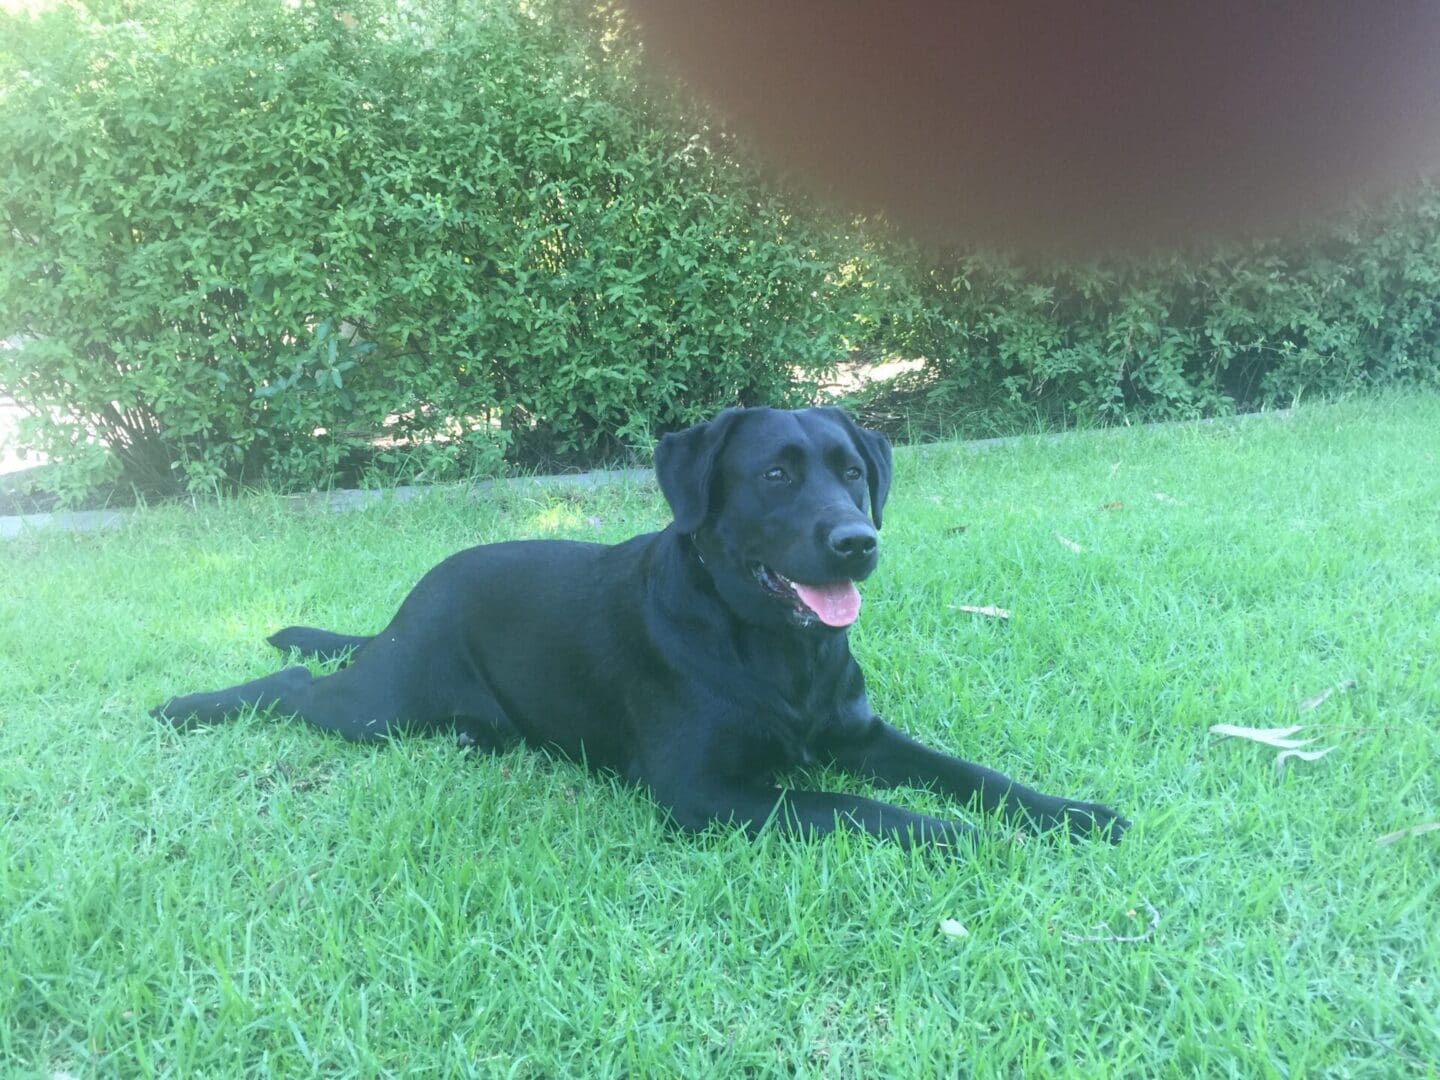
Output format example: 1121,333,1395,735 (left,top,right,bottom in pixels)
155,407,1128,850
